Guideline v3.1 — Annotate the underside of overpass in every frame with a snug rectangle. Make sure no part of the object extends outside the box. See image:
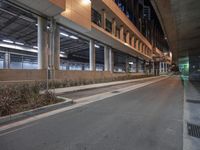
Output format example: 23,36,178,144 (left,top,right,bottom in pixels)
151,0,200,79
